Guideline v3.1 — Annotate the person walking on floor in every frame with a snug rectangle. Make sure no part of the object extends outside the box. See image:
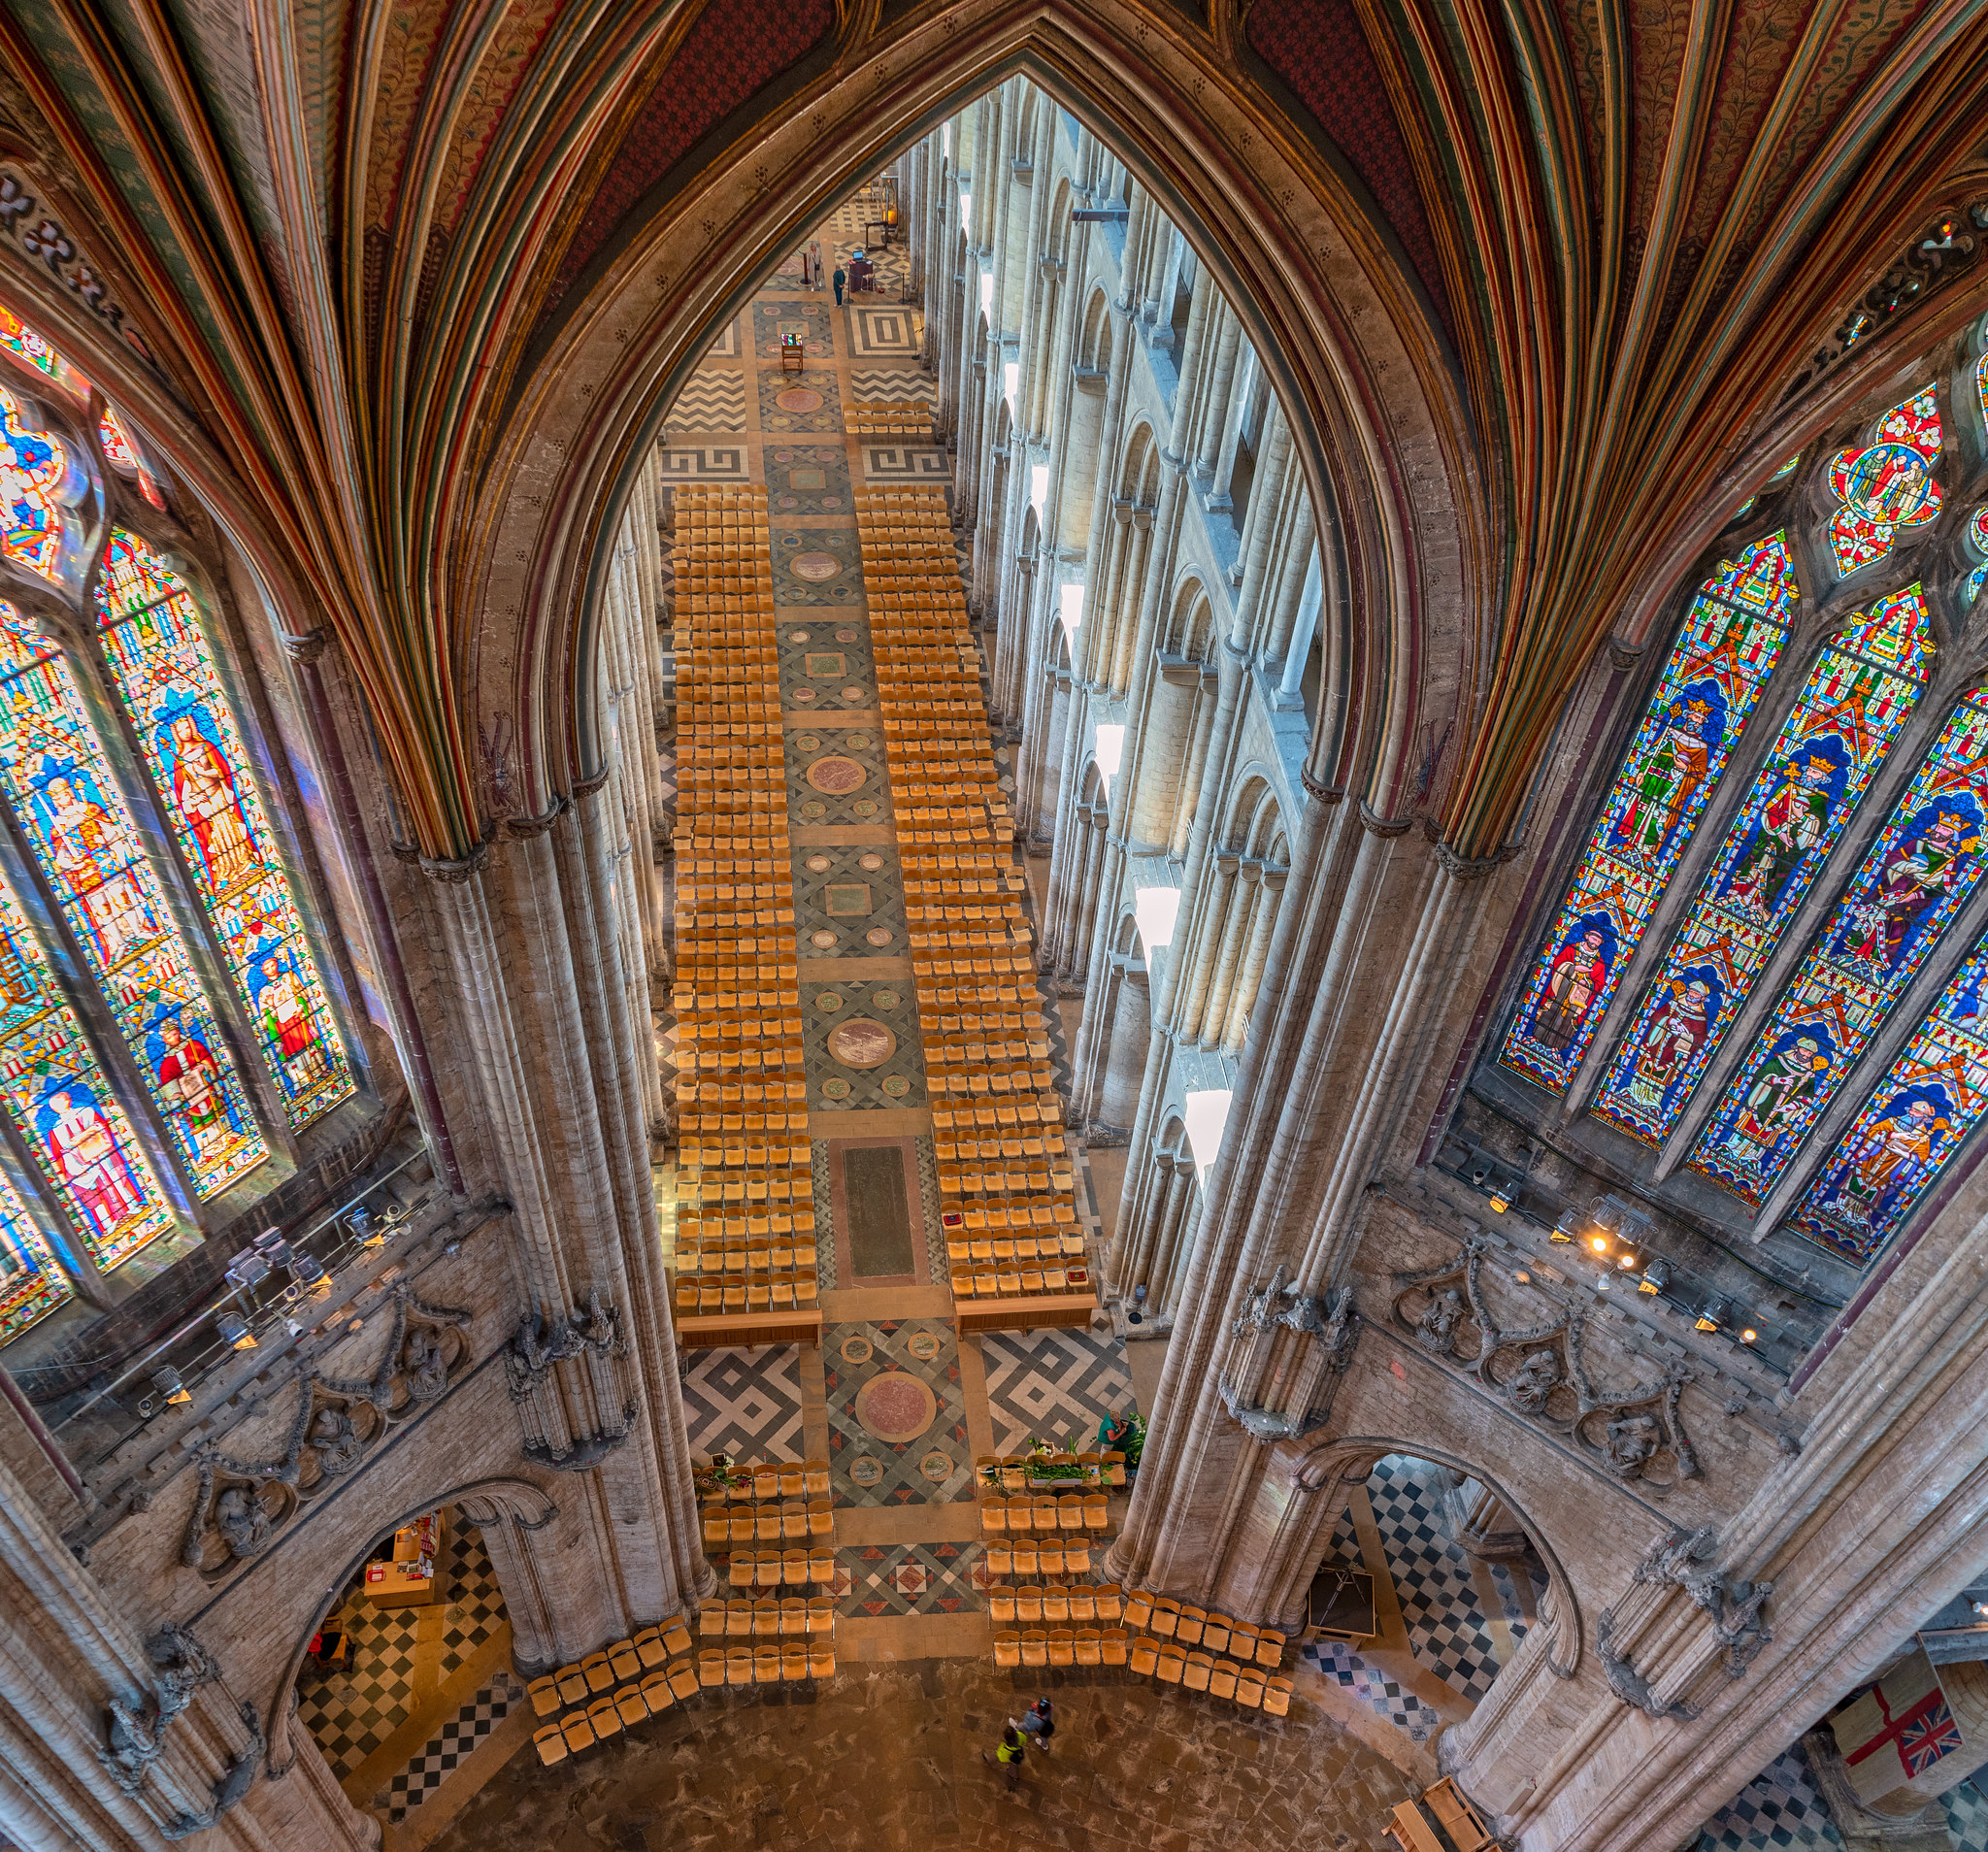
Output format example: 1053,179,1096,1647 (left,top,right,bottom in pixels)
833,265,846,306
982,1724,1025,1791
1012,1697,1054,1756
